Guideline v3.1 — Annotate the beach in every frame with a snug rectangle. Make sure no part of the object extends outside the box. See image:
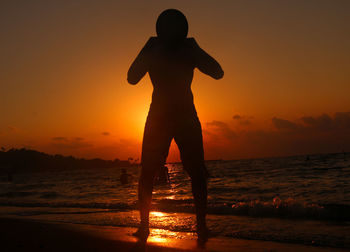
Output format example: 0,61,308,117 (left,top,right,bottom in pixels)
1,216,347,252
